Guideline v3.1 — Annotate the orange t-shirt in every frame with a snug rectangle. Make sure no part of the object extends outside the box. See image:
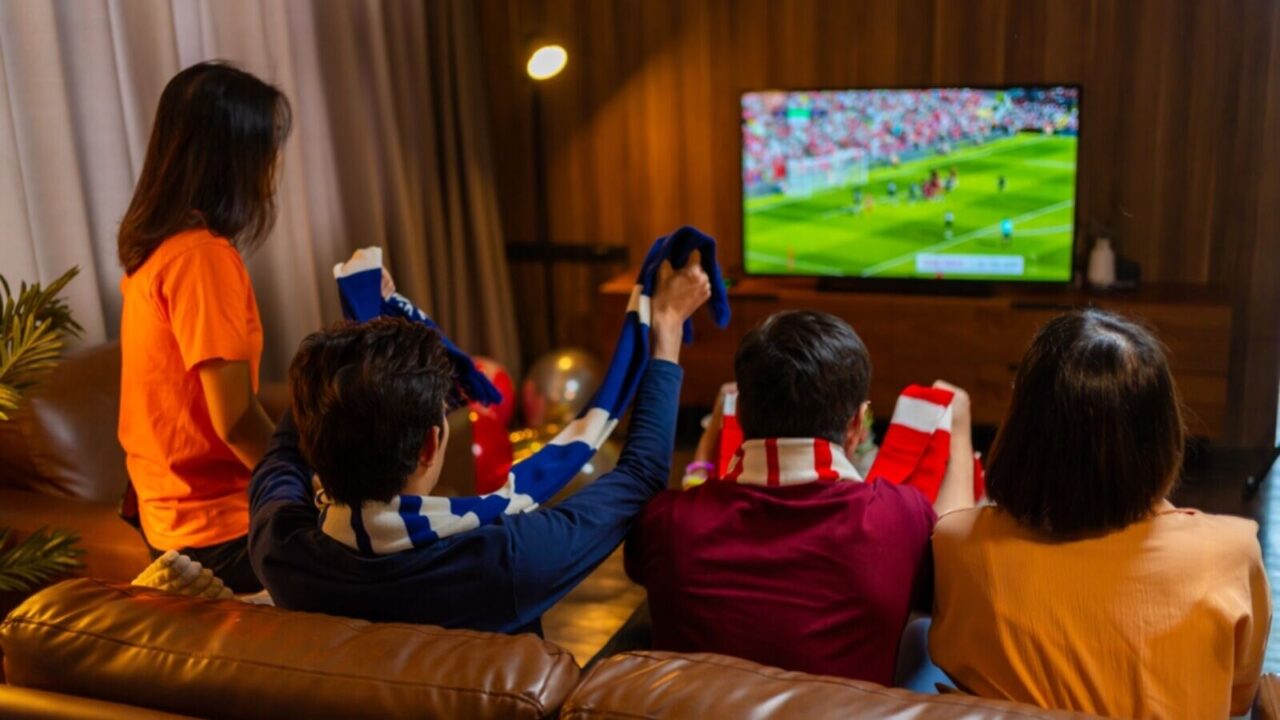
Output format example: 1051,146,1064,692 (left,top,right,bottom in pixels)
118,229,263,551
930,502,1271,718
